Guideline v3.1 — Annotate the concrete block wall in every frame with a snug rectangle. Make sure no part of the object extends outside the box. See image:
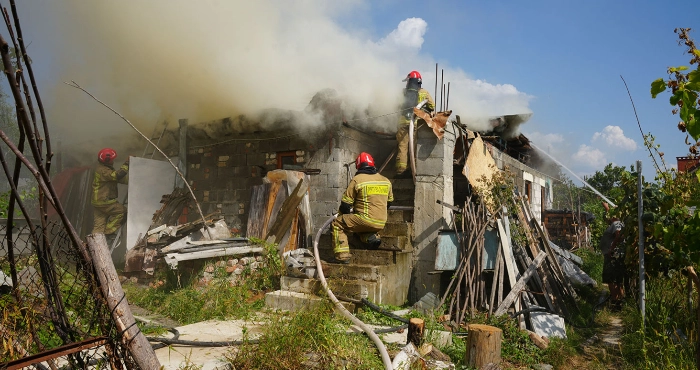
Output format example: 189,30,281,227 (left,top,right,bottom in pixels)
305,126,392,233
410,124,456,303
185,131,323,235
